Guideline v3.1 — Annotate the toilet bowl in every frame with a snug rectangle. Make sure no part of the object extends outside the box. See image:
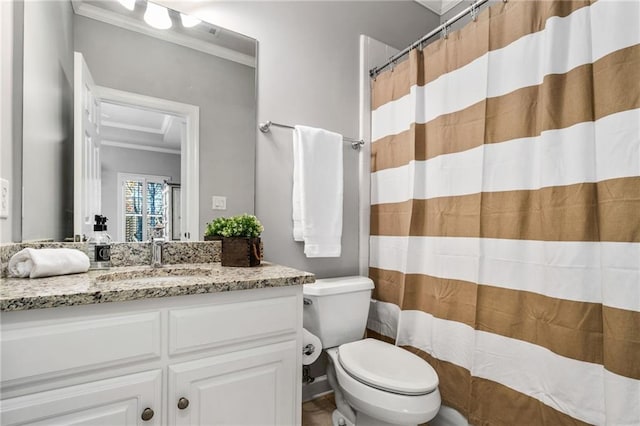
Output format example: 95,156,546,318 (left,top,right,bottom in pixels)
327,342,441,425
303,277,441,426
